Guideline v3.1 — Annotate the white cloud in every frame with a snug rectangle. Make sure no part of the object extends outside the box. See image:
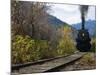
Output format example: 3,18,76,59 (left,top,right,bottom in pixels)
86,6,96,20
48,3,96,25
